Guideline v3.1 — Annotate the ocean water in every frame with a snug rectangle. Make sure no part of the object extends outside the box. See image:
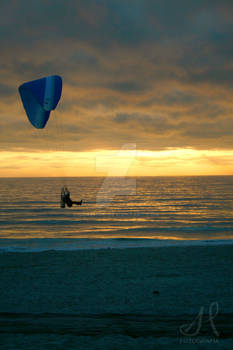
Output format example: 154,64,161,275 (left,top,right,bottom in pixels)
0,176,232,250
